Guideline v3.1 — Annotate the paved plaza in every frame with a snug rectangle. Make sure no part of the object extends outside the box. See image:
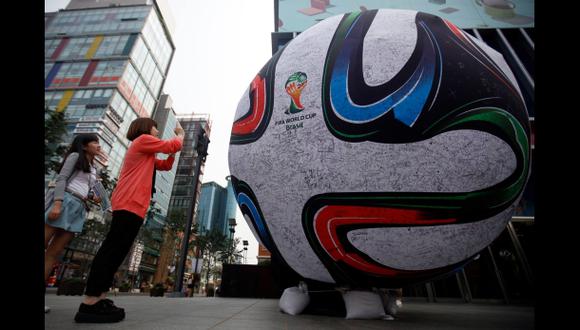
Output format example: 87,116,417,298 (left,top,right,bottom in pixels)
45,294,534,329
